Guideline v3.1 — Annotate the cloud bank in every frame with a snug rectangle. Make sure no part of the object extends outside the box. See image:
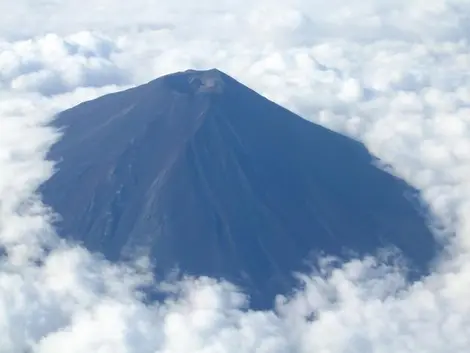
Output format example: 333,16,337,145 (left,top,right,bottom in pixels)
1,0,470,352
